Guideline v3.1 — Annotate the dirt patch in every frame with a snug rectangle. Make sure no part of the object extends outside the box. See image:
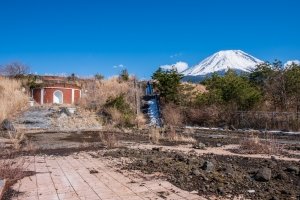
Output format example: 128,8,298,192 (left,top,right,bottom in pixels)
104,148,300,200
